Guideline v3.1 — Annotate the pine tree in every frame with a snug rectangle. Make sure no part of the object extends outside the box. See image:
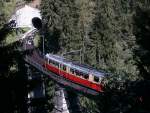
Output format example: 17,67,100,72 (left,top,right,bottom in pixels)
41,0,150,113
